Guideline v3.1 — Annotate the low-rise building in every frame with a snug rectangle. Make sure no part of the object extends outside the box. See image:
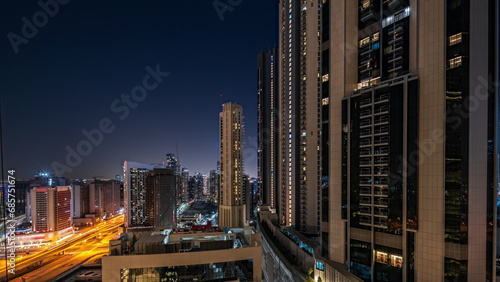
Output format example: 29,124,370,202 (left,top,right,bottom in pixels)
102,227,262,281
